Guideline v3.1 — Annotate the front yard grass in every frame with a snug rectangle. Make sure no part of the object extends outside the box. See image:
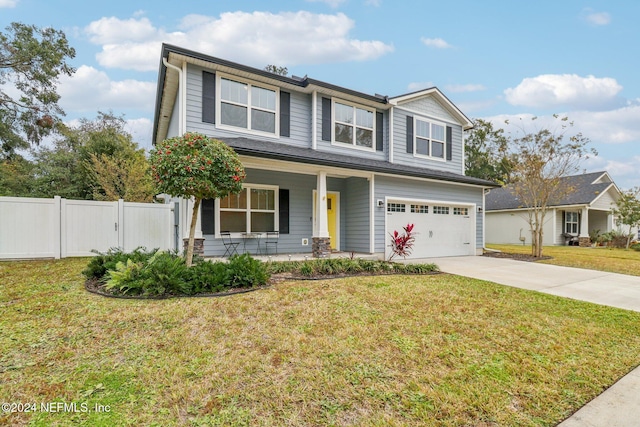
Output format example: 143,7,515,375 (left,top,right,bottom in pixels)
2,258,640,426
487,244,640,276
